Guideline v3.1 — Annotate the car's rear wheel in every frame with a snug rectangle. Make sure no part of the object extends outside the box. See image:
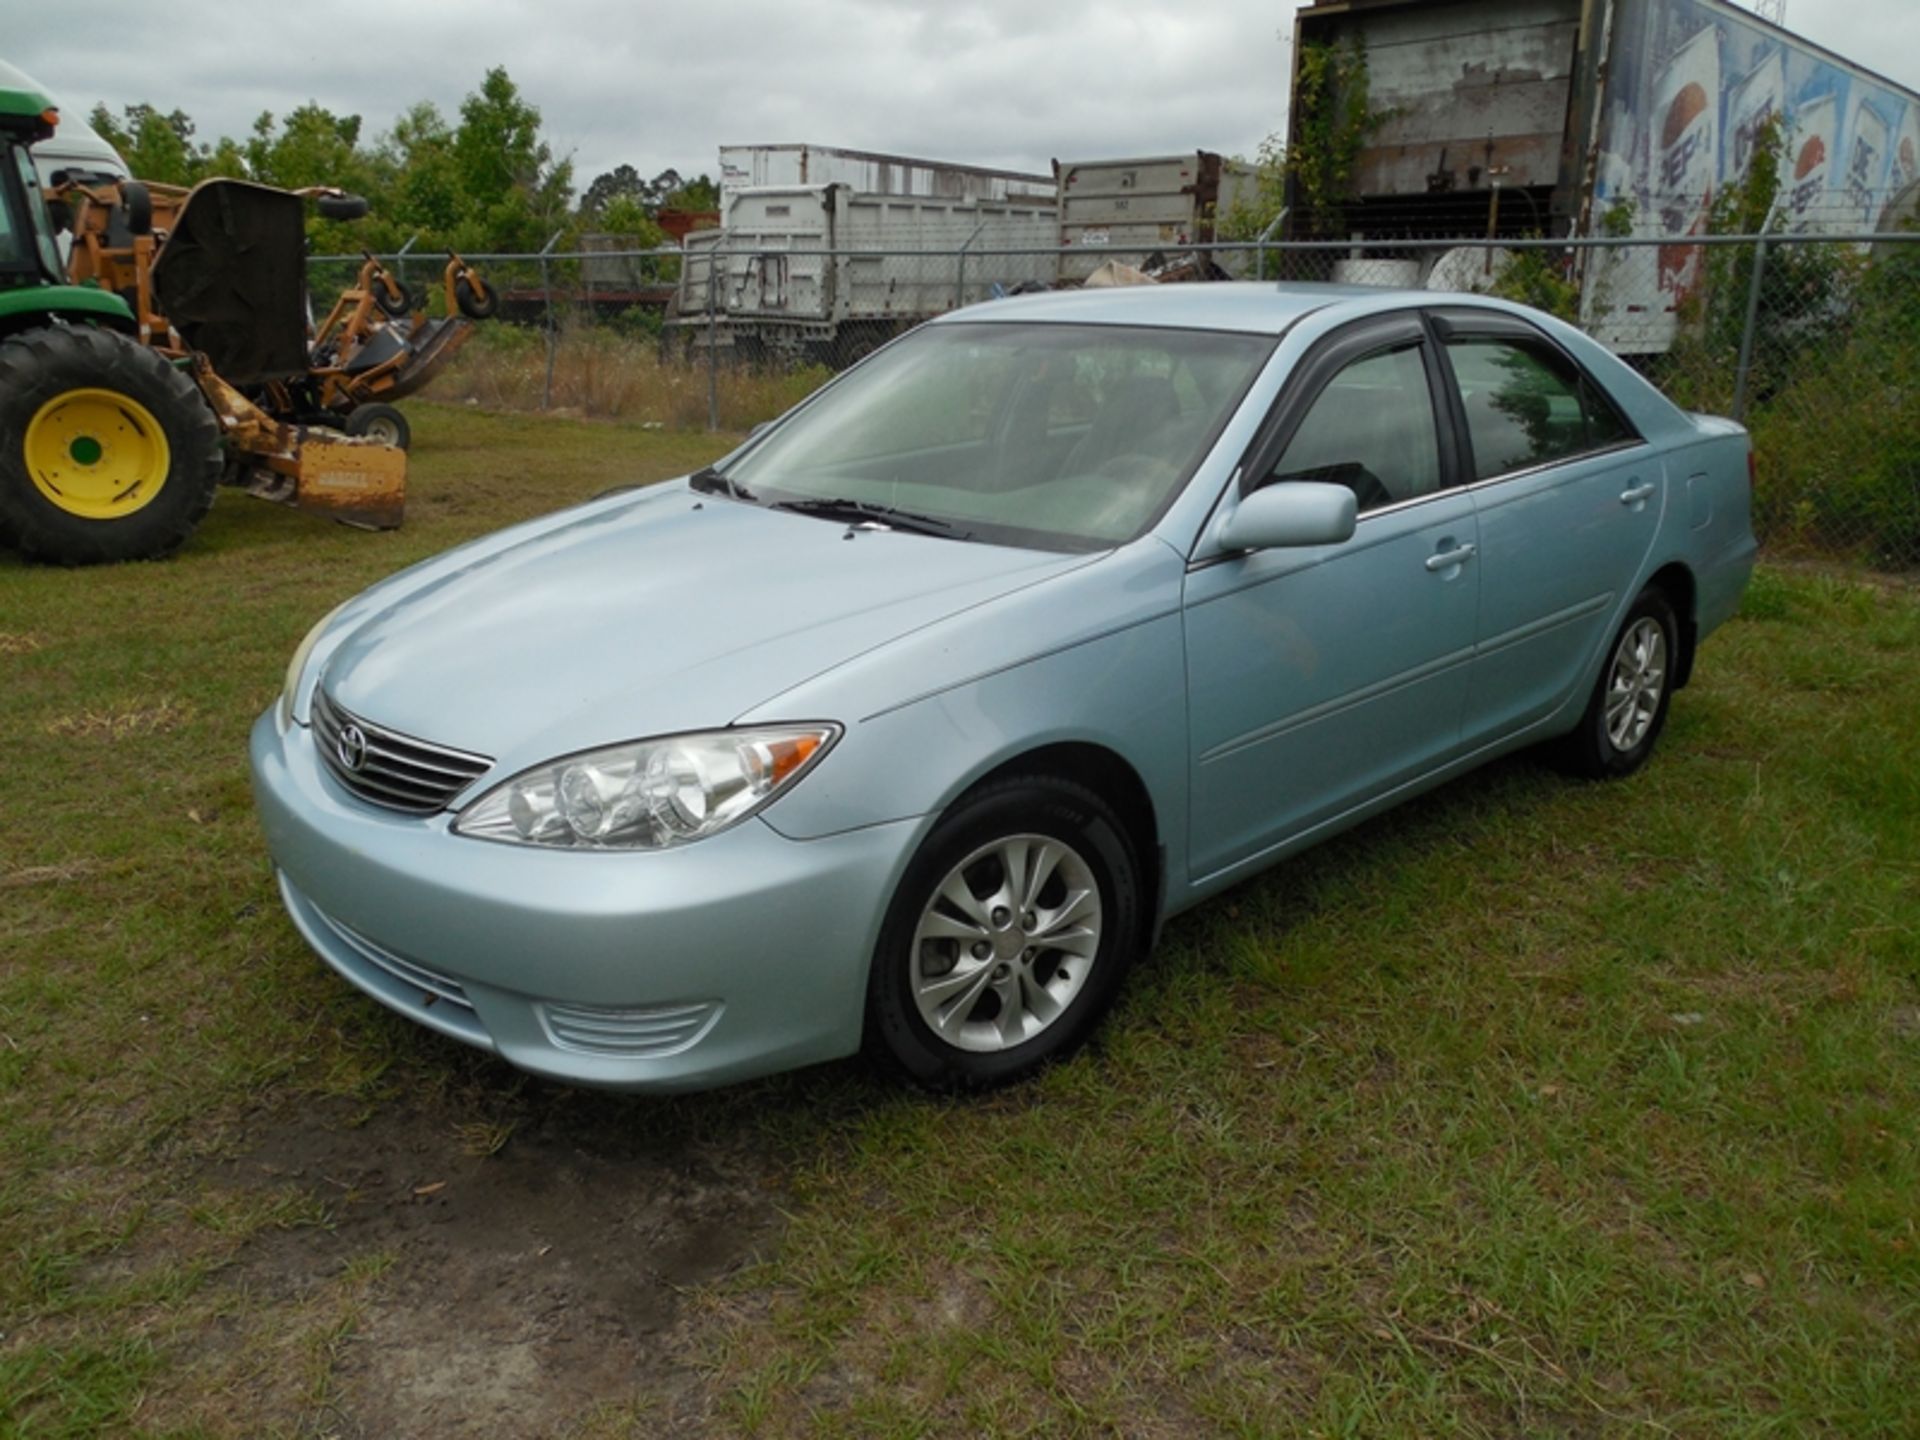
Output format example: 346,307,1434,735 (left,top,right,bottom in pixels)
866,776,1142,1090
1557,586,1679,779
